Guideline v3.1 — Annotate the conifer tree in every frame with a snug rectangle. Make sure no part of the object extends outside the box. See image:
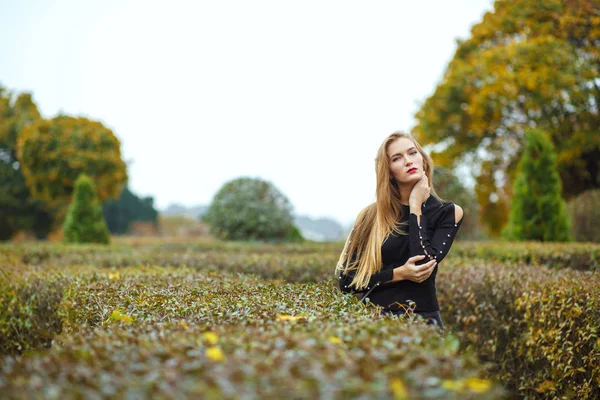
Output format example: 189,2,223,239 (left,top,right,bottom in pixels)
63,174,110,244
503,128,572,241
